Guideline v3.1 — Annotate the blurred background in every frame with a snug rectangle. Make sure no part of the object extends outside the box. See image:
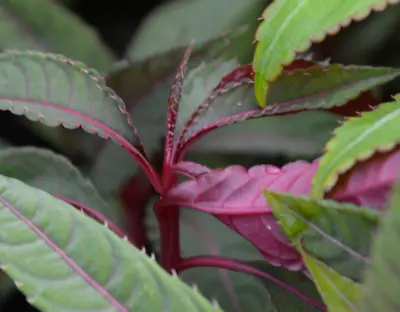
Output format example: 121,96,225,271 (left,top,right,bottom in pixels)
0,0,399,310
